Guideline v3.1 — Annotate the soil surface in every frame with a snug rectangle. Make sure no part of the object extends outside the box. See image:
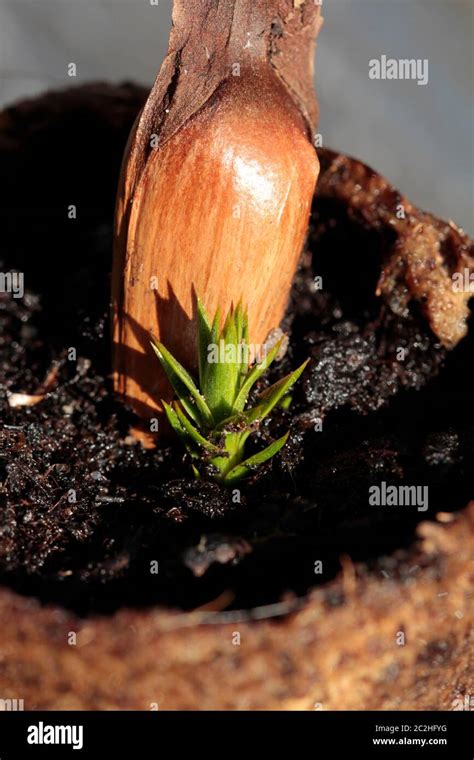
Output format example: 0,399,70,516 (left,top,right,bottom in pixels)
0,83,473,615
